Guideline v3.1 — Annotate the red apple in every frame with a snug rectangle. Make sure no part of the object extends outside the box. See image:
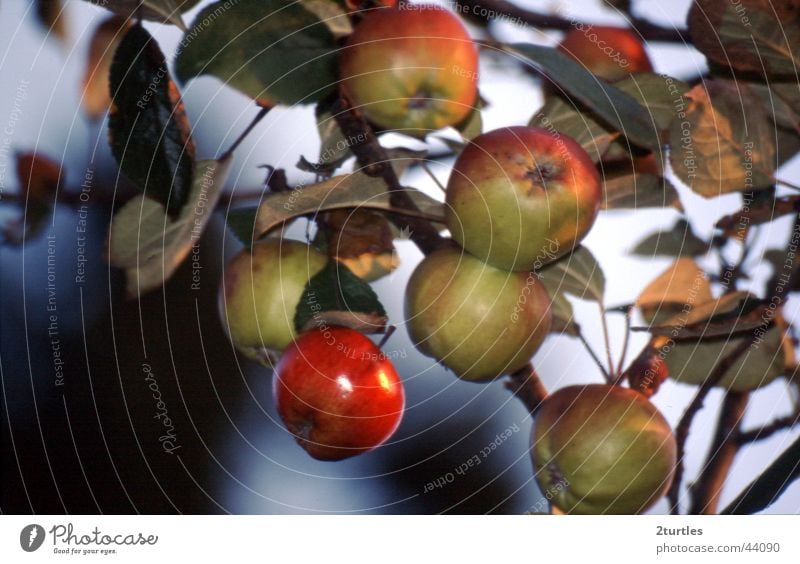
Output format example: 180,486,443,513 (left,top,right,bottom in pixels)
339,5,478,133
558,25,653,82
446,126,602,272
405,245,552,382
532,384,677,514
273,327,405,461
